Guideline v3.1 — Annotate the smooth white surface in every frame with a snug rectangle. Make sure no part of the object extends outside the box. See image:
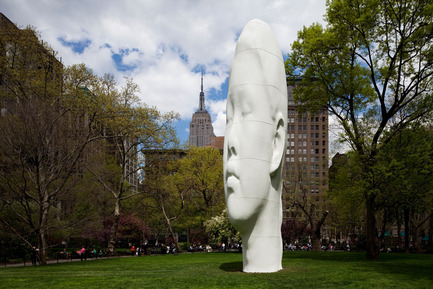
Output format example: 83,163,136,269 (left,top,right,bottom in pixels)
223,19,287,273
